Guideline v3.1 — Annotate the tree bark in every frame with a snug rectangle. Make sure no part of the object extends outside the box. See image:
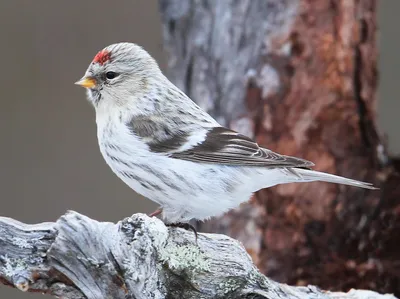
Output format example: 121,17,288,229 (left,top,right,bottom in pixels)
159,0,400,295
0,211,396,299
